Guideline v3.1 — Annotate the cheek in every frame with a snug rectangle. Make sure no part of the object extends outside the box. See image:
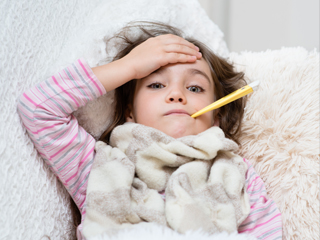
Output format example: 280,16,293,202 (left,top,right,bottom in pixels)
194,97,215,126
132,94,156,123
200,111,215,126
194,95,214,111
